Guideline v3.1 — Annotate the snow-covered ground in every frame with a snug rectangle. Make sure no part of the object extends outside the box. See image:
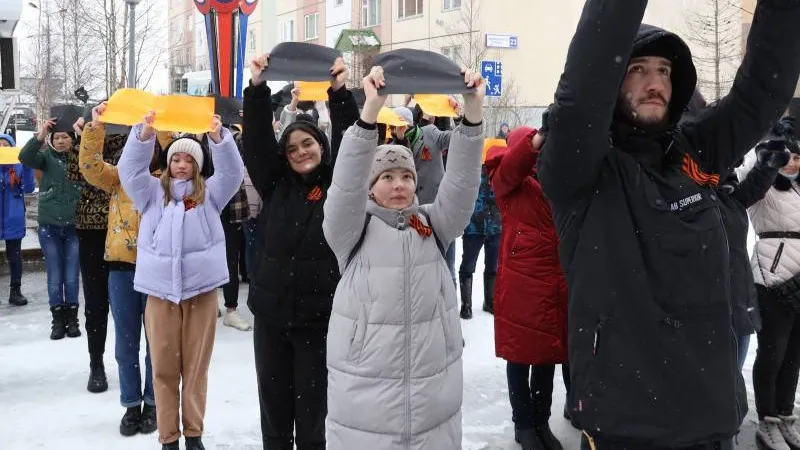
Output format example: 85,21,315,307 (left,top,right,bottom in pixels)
0,243,761,449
